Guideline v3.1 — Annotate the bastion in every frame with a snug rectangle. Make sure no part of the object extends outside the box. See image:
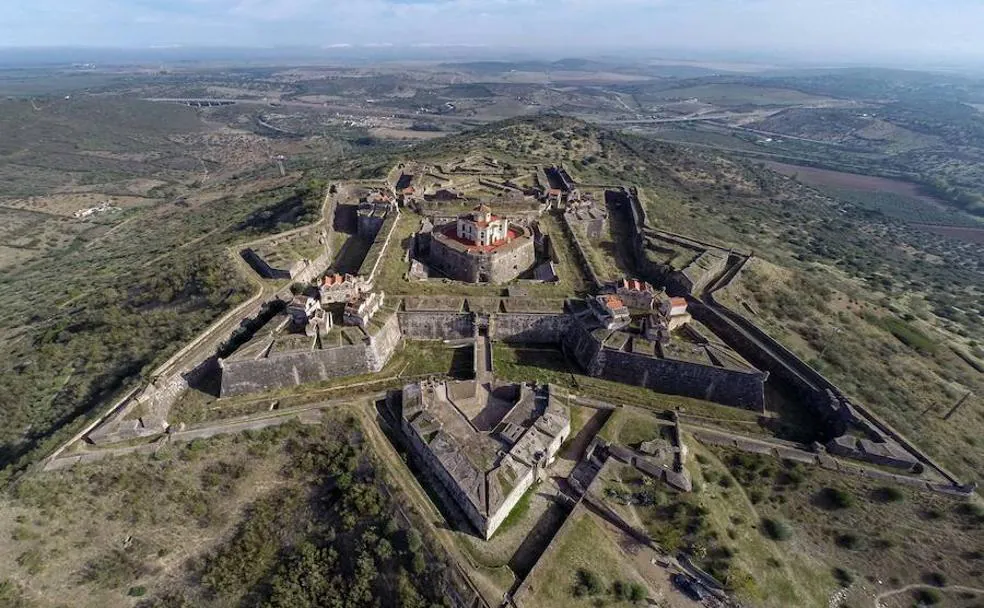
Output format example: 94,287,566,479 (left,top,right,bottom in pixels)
400,379,569,539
